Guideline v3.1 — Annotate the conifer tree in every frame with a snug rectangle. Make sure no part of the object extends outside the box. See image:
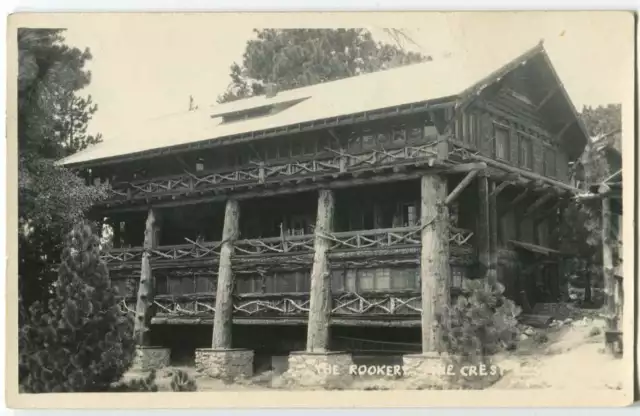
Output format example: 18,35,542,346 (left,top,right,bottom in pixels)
19,222,135,392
